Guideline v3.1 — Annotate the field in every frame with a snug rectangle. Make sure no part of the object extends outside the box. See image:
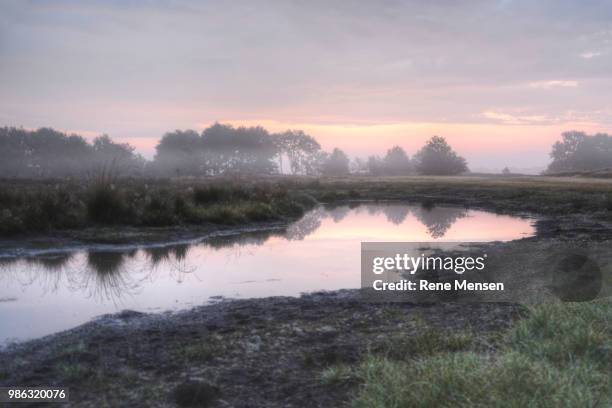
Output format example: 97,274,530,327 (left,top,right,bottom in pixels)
2,175,612,239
